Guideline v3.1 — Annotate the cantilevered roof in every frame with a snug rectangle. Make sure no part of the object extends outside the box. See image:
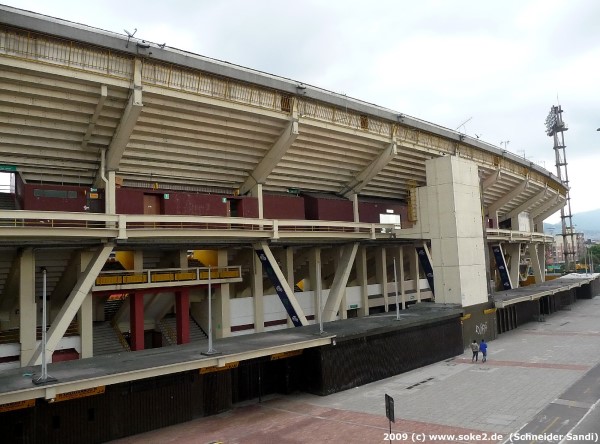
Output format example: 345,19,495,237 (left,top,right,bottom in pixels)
0,5,566,220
